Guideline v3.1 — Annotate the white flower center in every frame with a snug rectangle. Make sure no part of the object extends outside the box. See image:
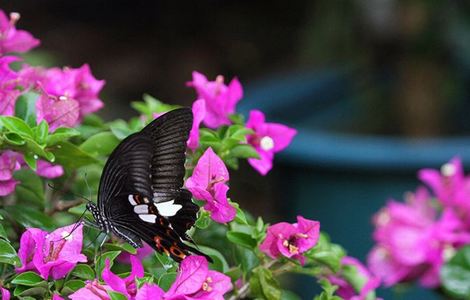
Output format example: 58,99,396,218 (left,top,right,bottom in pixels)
443,245,456,261
260,136,274,151
441,163,456,177
61,231,72,241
